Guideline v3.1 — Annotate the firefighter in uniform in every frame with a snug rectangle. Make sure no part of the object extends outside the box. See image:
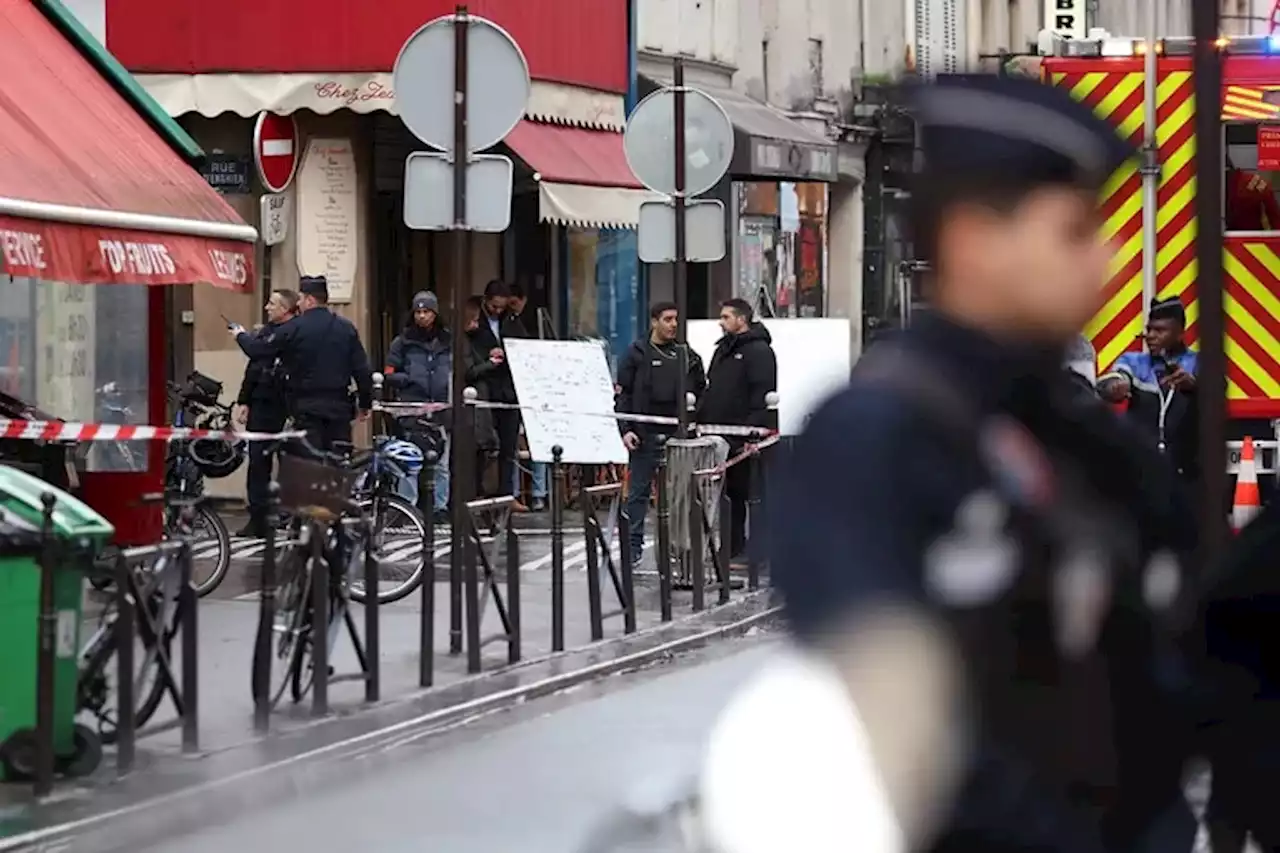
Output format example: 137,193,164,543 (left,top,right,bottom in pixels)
233,275,374,453
763,74,1201,853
